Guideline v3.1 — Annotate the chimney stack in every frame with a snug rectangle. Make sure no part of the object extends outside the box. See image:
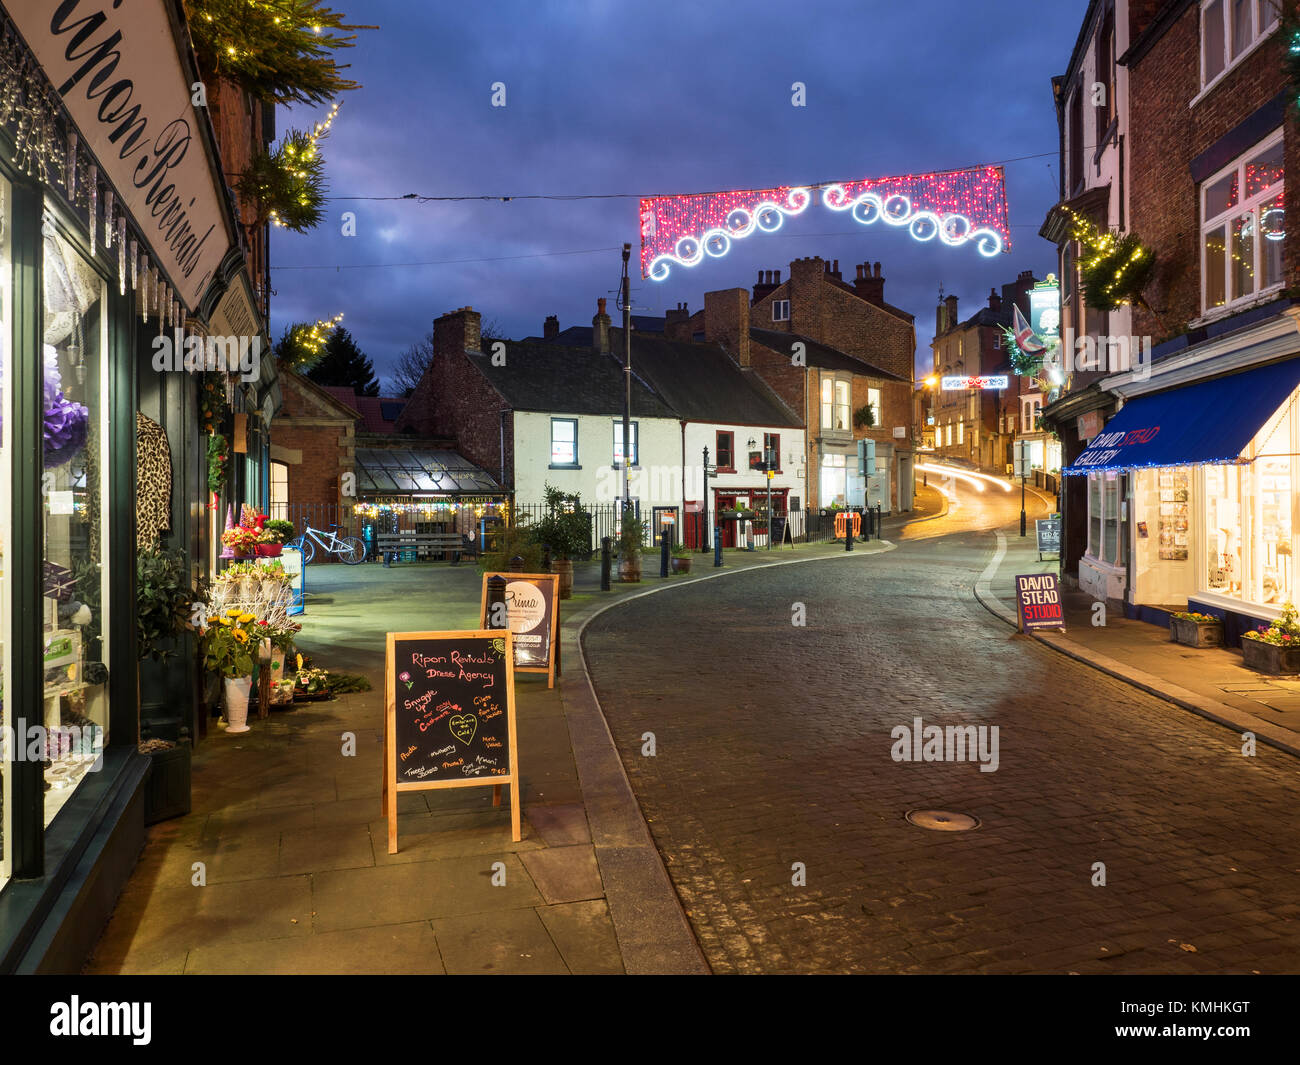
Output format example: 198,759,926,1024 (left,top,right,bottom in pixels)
434,305,482,357
987,288,1002,313
704,288,751,367
853,261,886,305
543,314,559,340
944,293,959,332
665,301,692,341
752,269,782,304
593,297,610,354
